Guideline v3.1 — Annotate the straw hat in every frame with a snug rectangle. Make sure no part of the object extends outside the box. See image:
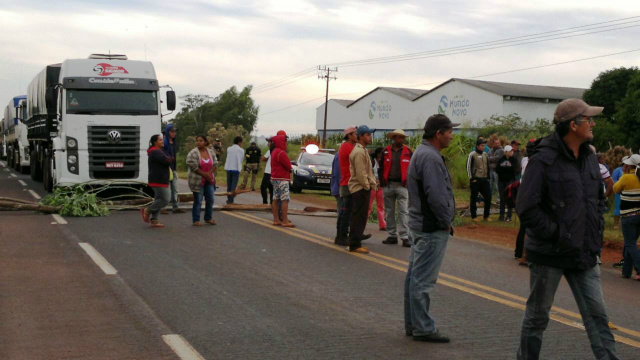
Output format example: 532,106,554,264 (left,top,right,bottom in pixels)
387,129,406,139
